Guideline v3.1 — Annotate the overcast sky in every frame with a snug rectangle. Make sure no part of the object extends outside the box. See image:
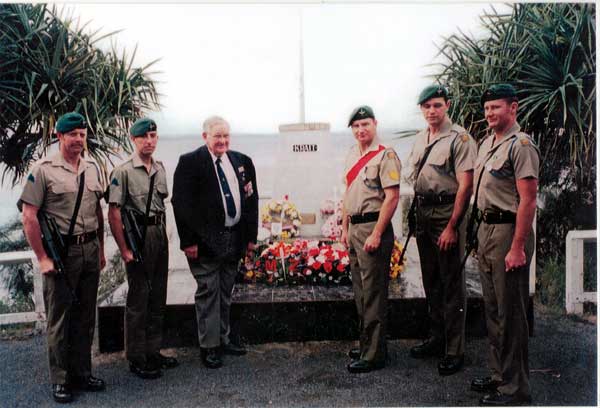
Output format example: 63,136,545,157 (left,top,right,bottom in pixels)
70,2,502,135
